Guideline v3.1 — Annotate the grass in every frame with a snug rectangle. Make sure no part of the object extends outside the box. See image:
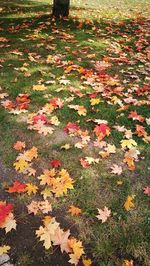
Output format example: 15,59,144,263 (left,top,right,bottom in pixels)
0,0,150,265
